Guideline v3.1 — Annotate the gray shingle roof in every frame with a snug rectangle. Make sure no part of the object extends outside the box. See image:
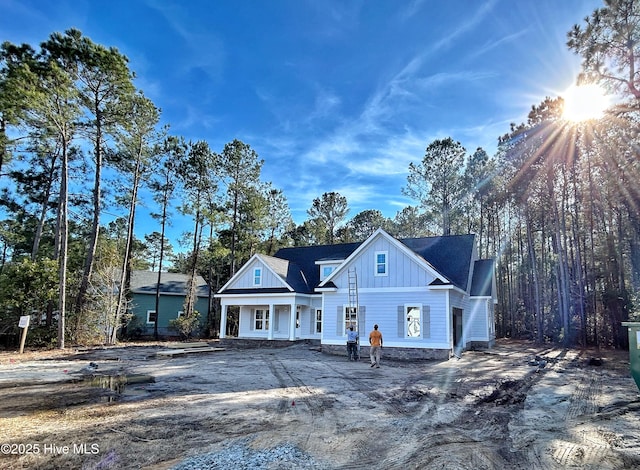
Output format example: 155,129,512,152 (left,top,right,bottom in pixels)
219,233,493,295
260,255,290,279
272,242,361,293
130,271,210,297
400,234,476,290
470,259,495,296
